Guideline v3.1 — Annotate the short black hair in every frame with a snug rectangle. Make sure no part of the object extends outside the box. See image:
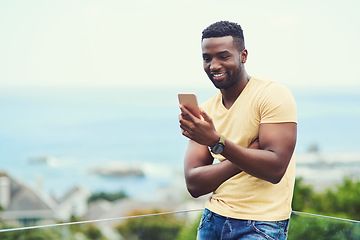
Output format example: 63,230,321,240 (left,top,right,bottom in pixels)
202,21,245,51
